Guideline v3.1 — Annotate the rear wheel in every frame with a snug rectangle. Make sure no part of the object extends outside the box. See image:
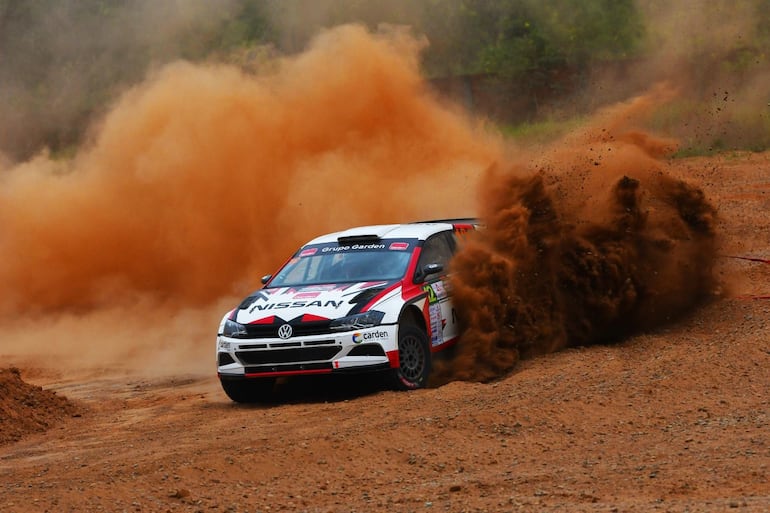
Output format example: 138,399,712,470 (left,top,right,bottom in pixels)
390,325,431,390
220,377,275,403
